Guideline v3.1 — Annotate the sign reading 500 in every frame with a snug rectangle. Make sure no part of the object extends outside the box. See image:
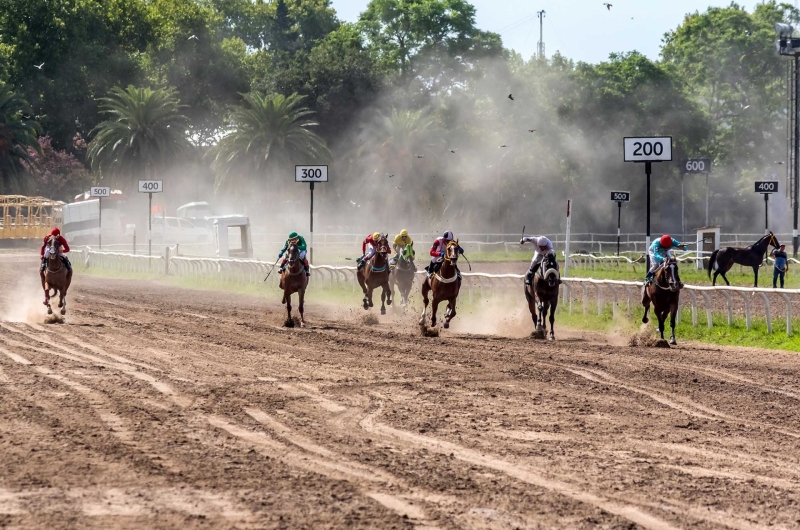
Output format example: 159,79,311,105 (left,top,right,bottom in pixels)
295,165,329,182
